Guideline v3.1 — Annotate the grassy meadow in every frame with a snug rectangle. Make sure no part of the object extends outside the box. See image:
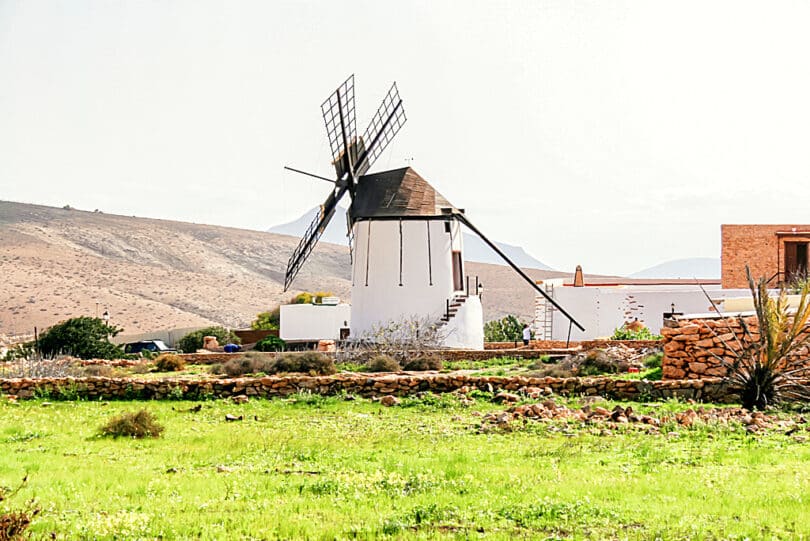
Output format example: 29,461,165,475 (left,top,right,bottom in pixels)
2,393,810,540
